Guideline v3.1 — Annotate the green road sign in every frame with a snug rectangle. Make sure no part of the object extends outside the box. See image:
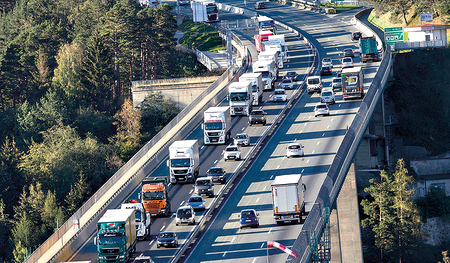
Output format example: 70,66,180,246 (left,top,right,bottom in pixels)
384,27,404,45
